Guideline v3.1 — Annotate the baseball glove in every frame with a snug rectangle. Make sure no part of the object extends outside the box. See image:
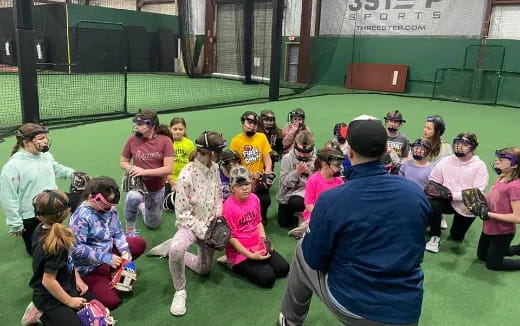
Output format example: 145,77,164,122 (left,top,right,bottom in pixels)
122,170,147,194
424,180,452,201
70,171,90,194
205,216,231,250
77,299,115,326
462,188,489,220
253,173,276,193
